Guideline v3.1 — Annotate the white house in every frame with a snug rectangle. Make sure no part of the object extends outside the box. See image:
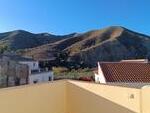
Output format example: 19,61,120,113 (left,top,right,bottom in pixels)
19,58,54,84
94,59,150,84
94,62,106,84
